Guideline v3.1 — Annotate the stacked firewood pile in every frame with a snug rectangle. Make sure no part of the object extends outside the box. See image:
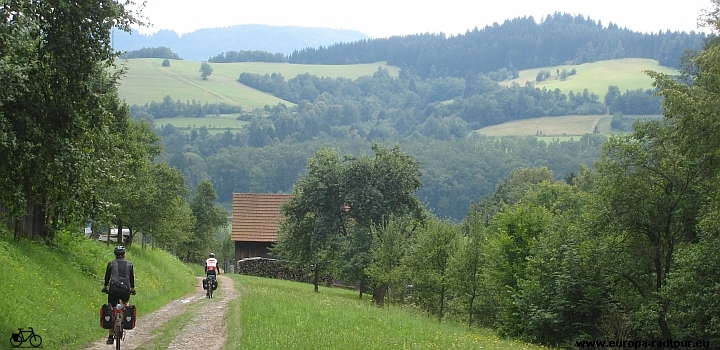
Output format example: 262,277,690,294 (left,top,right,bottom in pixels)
236,257,333,286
